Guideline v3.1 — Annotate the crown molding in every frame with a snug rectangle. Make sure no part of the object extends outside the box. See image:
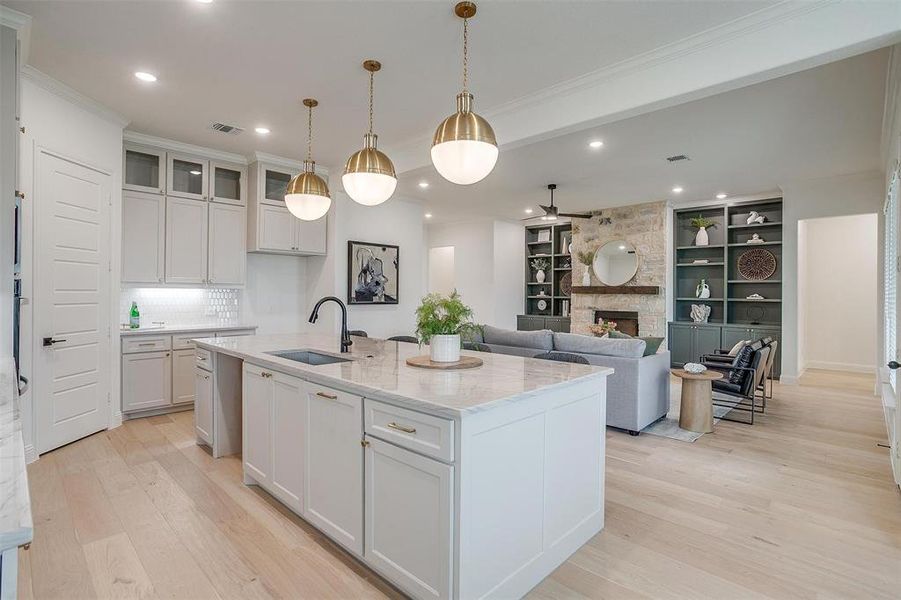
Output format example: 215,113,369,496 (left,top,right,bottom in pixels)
1,6,32,67
388,0,901,174
20,65,129,128
253,151,329,176
124,130,248,165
